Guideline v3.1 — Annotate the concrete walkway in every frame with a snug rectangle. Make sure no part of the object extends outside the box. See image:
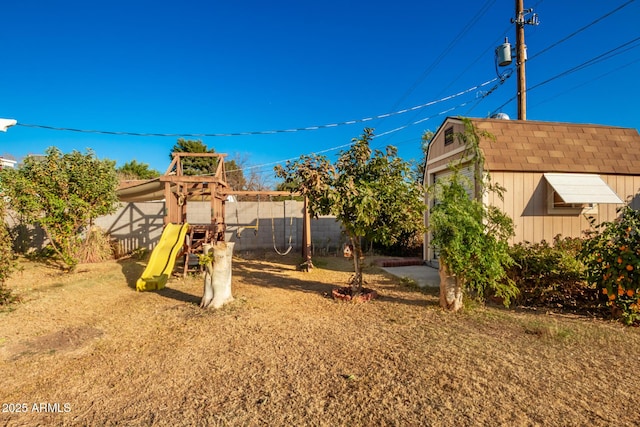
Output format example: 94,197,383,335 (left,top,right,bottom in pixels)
380,264,440,288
